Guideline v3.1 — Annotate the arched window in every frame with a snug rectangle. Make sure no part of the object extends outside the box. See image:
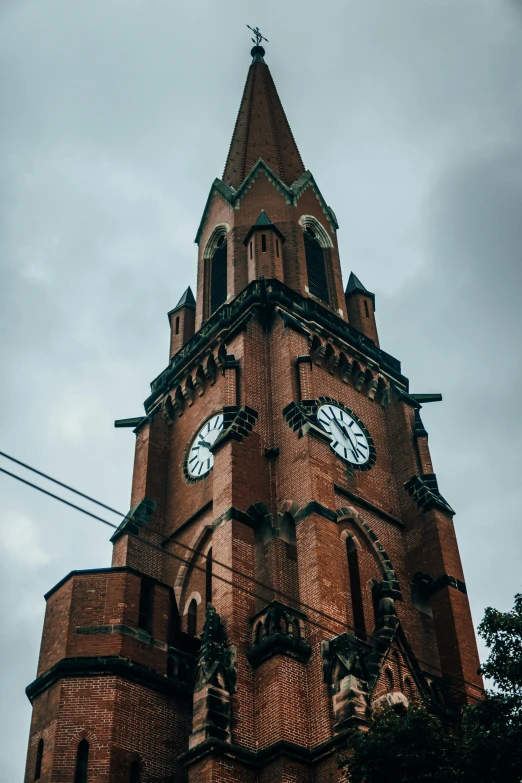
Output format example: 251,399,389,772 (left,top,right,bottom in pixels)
404,676,414,700
130,760,141,783
187,598,198,636
205,547,212,606
210,236,227,314
346,537,366,640
304,226,329,304
34,738,44,780
385,668,394,691
74,739,89,783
